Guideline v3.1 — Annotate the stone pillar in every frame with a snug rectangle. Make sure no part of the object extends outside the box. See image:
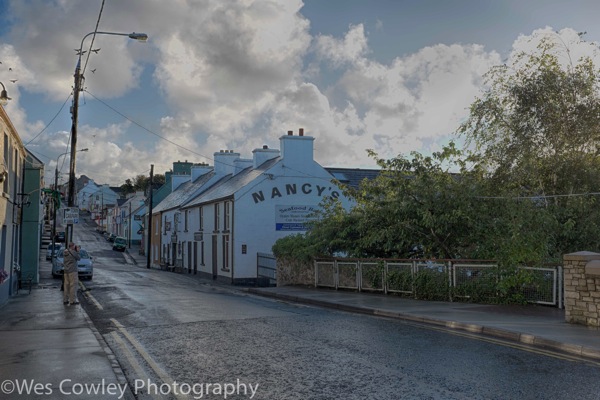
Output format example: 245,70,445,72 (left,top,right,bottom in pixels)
563,251,600,327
